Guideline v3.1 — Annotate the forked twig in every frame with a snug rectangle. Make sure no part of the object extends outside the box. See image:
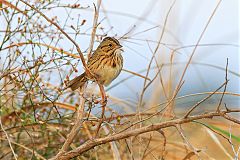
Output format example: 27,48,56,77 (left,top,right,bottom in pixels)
175,124,200,158
184,80,228,118
19,0,88,73
1,0,28,17
140,135,152,160
183,58,229,118
217,58,229,112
